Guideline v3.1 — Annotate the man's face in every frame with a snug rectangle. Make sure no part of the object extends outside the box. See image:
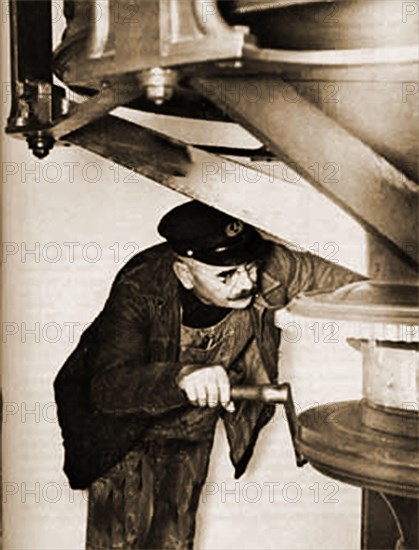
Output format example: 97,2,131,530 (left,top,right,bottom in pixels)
175,257,259,309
